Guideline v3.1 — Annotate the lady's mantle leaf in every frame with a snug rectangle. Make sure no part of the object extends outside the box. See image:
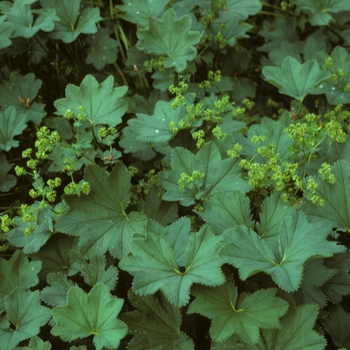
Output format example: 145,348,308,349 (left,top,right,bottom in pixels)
41,0,101,43
119,225,225,307
128,100,184,144
56,163,147,259
136,9,202,72
321,305,350,349
0,288,51,350
7,2,58,38
51,283,128,350
85,28,119,70
0,106,27,151
0,16,13,49
0,152,16,192
41,272,76,307
214,304,326,349
0,72,45,125
314,46,350,104
0,250,41,313
262,56,330,102
219,211,345,292
303,160,350,231
54,74,127,127
295,0,350,26
197,191,254,235
322,250,350,303
115,0,170,28
120,291,194,349
188,277,288,344
158,142,251,207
